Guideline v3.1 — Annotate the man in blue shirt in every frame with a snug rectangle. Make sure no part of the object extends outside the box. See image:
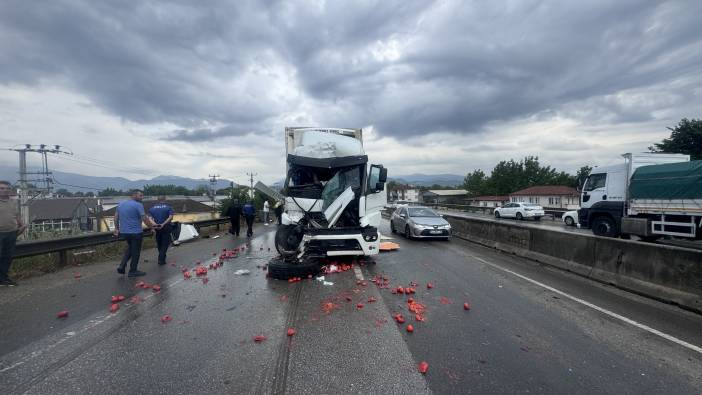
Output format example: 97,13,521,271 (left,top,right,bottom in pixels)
114,190,156,277
242,200,255,237
148,195,174,266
